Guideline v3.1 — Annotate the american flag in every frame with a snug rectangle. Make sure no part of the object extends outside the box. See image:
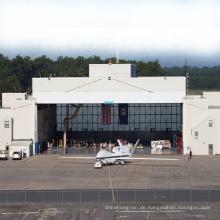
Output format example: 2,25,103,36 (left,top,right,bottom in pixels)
102,105,111,125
